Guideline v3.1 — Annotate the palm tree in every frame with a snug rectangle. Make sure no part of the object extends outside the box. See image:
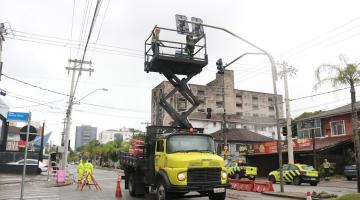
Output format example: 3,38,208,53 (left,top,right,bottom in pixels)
314,58,360,192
